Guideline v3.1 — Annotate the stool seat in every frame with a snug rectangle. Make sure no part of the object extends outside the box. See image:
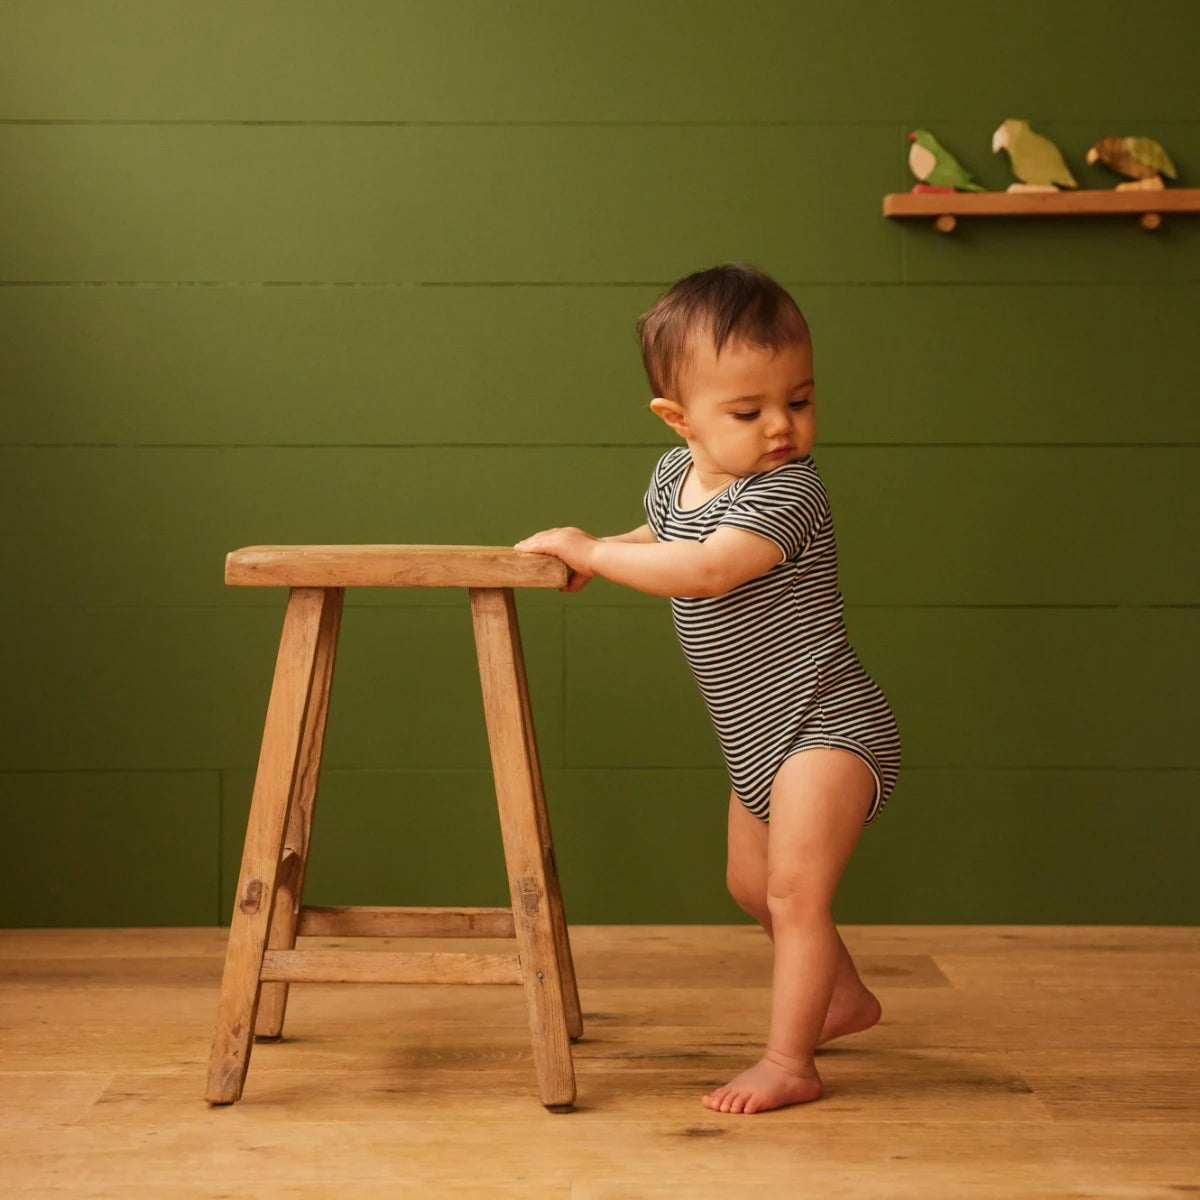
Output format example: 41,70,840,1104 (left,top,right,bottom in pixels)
225,544,569,589
206,544,581,1112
